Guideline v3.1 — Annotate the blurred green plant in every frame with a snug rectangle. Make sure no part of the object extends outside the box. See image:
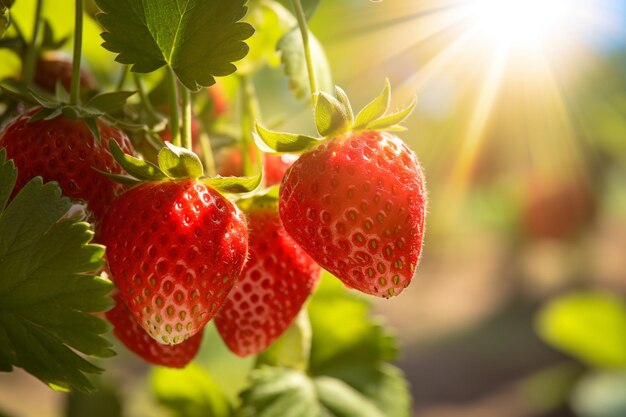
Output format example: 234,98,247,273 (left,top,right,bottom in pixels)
536,291,626,417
